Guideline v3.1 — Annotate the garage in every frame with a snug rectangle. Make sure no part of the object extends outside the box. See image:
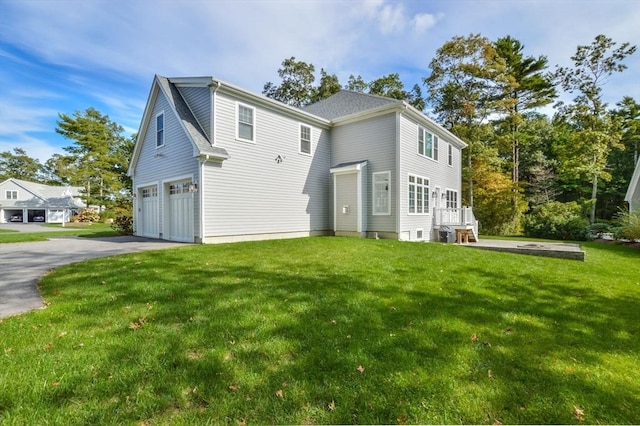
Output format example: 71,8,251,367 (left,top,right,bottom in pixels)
4,209,24,223
138,185,159,238
167,180,193,242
